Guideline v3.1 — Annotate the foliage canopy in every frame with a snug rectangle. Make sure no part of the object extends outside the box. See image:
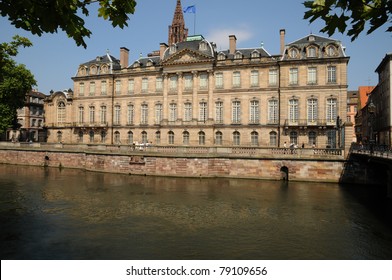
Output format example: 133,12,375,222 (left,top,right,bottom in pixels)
0,0,137,48
304,0,392,41
0,36,36,133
